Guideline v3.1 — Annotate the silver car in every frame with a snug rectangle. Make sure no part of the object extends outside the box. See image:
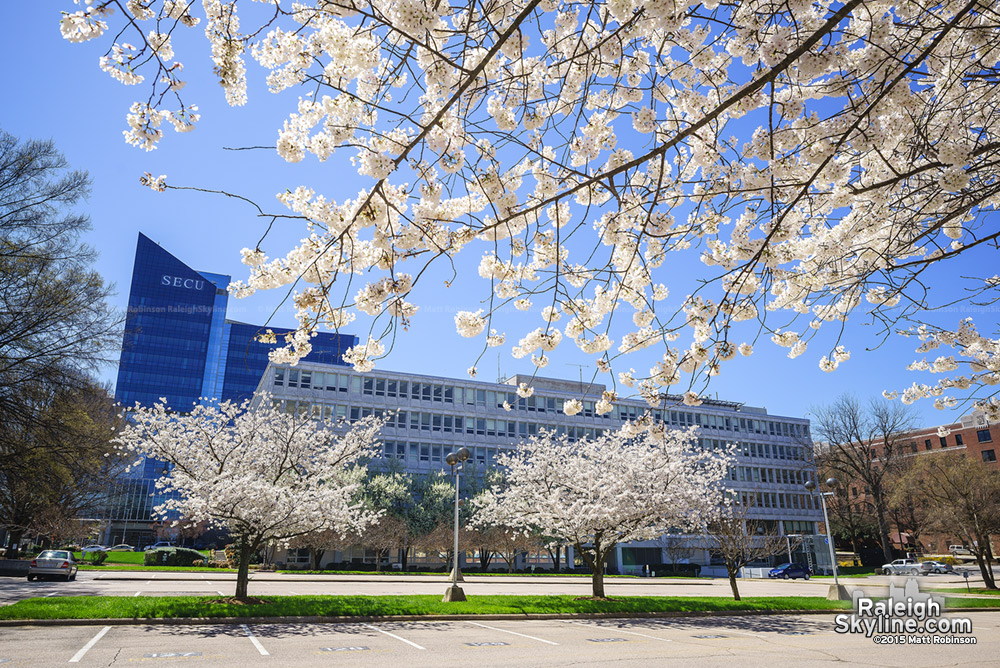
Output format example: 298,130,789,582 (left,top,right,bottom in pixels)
27,550,79,581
